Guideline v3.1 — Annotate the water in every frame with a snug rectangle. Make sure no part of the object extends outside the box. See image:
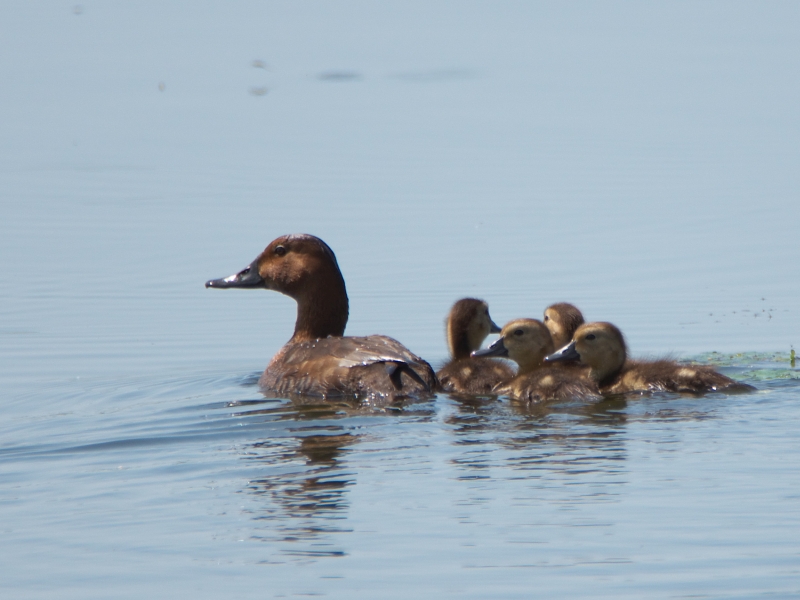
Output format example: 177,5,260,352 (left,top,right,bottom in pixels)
1,2,799,598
